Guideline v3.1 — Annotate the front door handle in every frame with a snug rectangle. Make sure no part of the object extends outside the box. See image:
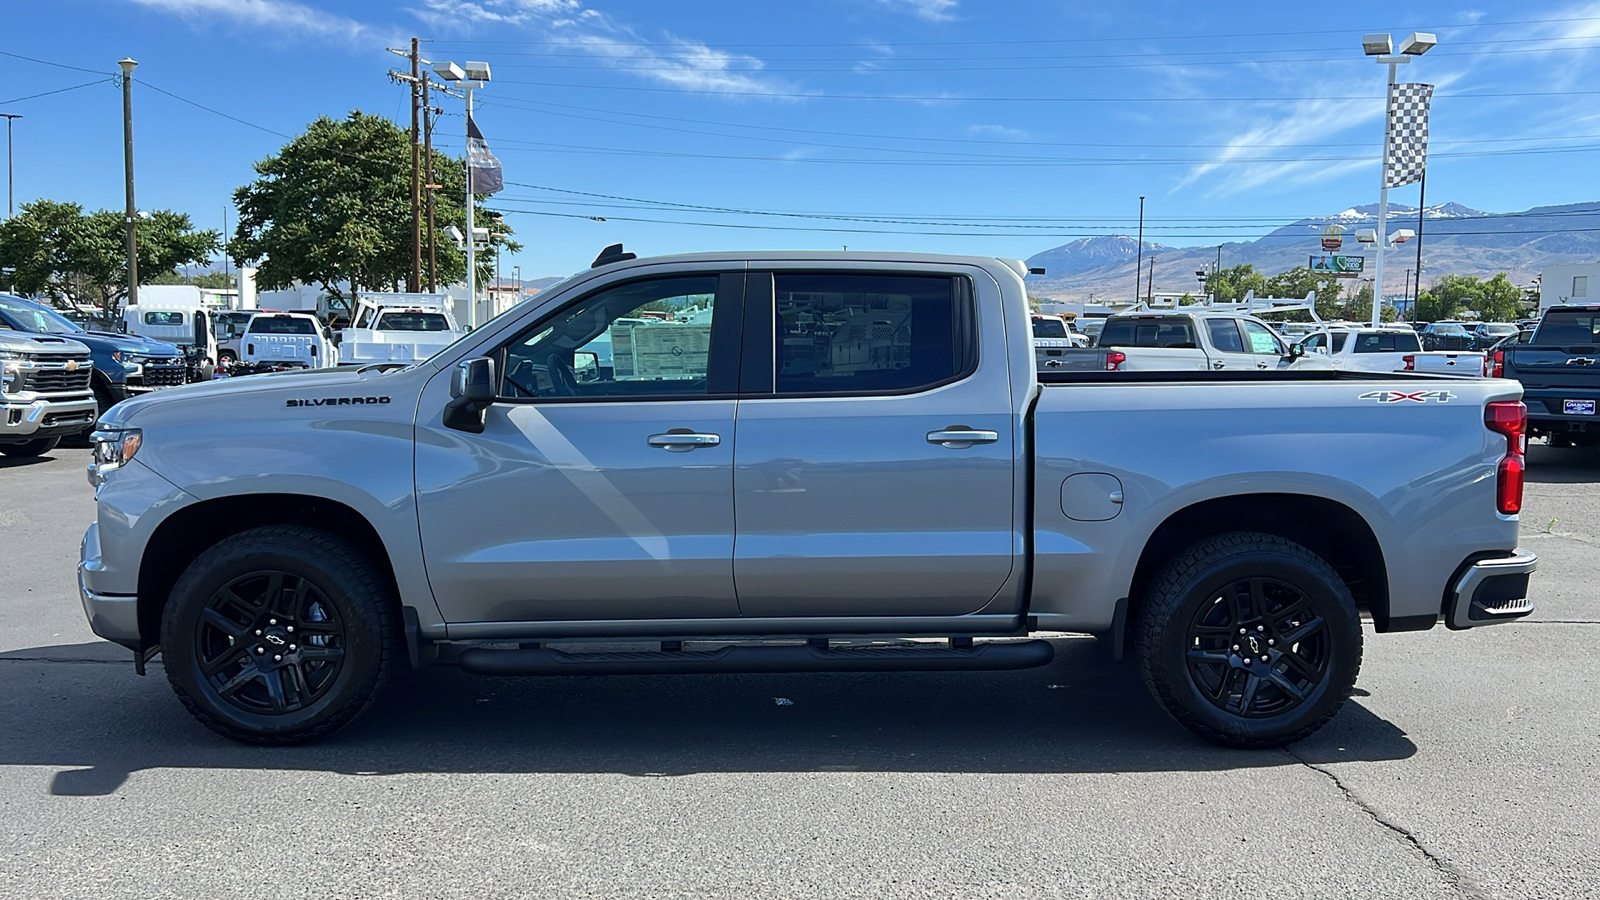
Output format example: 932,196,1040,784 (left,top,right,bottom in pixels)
926,427,999,448
1257,362,1269,369
648,431,721,451
1212,360,1226,369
